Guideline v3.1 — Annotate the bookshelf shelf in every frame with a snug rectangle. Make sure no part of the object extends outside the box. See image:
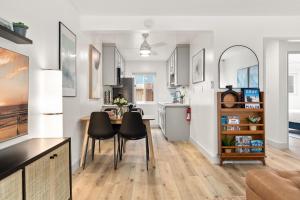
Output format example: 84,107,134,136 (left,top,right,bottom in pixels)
222,130,264,135
217,92,265,166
